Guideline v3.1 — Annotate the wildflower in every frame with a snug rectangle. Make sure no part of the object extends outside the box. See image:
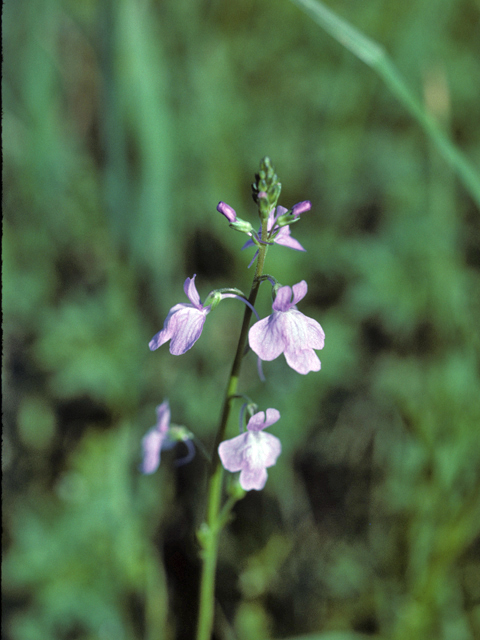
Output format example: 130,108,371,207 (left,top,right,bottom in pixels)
149,275,212,355
141,400,195,474
218,409,282,491
149,275,259,355
249,280,325,375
